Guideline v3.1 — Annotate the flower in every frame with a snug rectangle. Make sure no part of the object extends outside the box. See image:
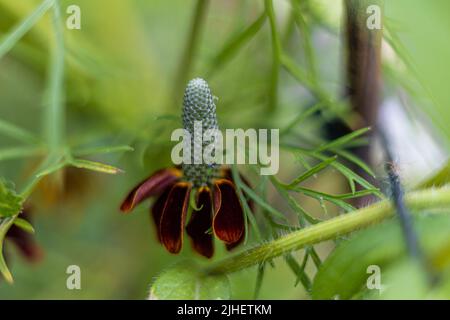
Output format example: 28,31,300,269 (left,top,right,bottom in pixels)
120,78,252,258
120,166,252,258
